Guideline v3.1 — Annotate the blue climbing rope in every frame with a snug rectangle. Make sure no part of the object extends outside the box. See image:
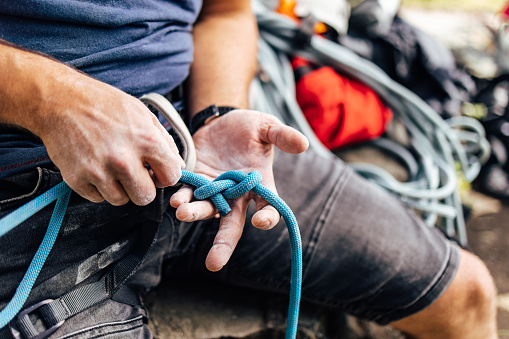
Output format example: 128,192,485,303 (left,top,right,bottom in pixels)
180,170,302,339
0,170,302,338
0,181,71,329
